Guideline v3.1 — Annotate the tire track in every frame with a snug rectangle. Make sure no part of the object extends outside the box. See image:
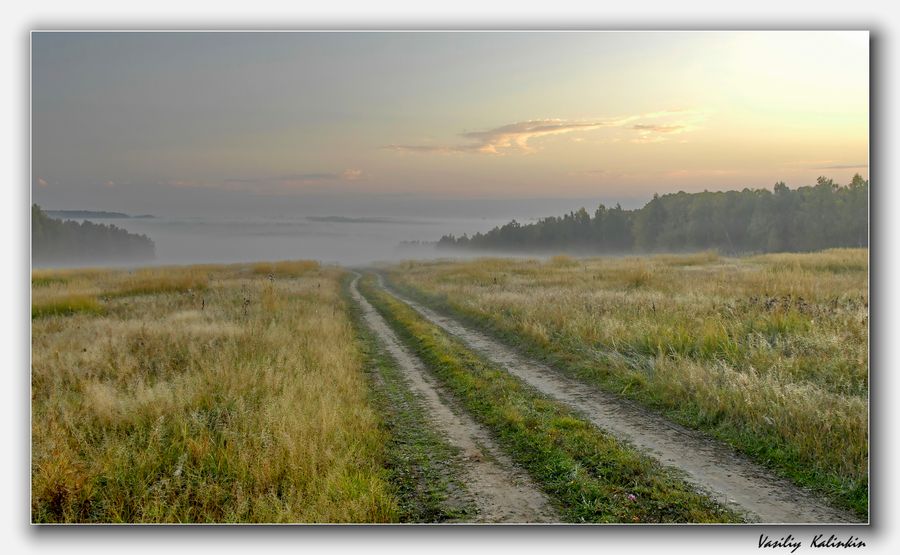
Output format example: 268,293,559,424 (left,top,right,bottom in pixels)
349,274,558,523
375,274,862,524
